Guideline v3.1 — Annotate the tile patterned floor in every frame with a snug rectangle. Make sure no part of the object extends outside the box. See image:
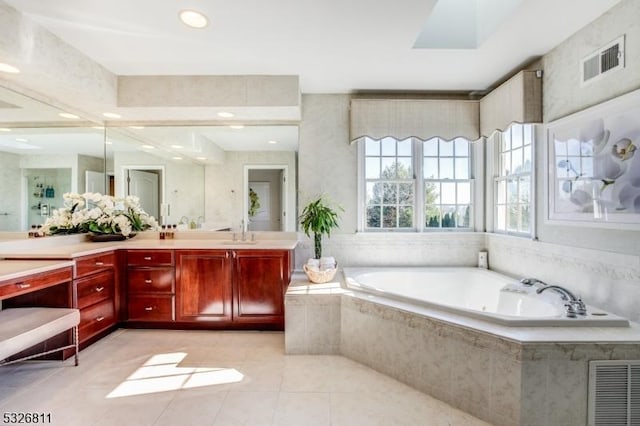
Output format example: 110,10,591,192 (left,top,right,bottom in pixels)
0,329,490,426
